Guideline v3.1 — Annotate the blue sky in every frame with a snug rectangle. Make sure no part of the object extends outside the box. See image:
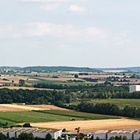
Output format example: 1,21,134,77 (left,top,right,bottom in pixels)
0,0,140,67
